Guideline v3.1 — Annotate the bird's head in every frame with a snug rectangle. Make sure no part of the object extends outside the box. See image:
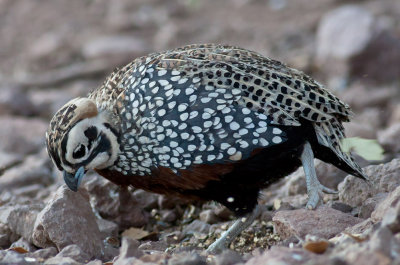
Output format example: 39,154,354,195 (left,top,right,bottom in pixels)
46,98,120,191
